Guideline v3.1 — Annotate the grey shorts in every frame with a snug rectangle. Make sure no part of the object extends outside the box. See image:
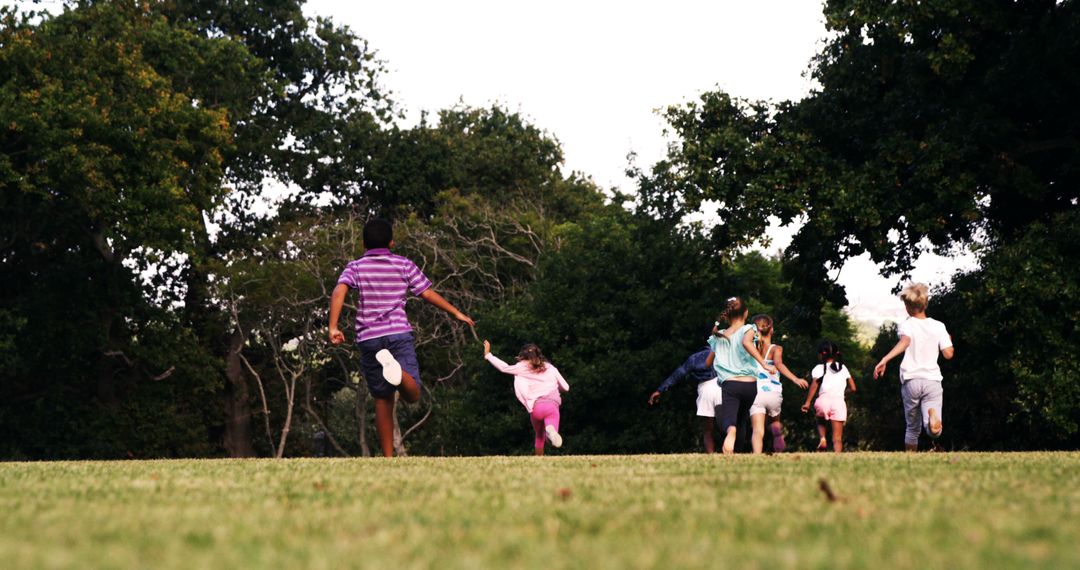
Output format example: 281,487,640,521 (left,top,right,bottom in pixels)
900,379,943,445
